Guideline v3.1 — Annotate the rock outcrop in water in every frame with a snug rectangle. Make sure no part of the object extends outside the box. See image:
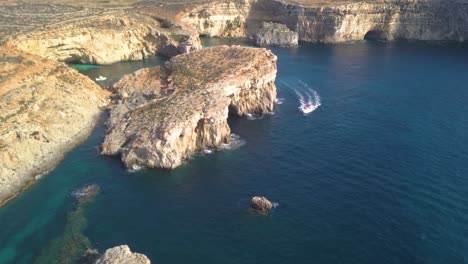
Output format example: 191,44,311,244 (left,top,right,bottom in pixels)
180,0,468,43
254,22,299,47
251,196,273,212
8,11,201,65
0,45,108,206
101,46,277,169
95,245,150,264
